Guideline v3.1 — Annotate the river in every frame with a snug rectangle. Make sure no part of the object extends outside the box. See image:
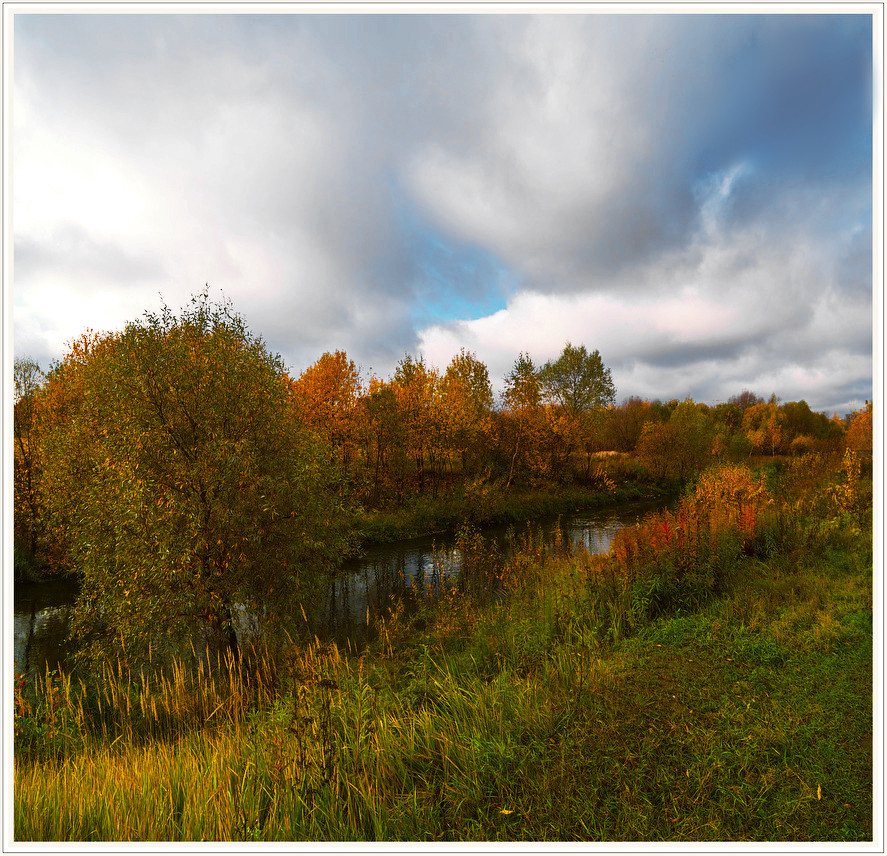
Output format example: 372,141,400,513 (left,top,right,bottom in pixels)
13,498,665,677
